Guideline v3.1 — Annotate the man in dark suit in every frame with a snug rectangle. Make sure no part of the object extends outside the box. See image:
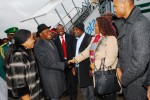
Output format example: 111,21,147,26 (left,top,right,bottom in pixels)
53,24,76,100
54,24,73,62
72,23,94,100
34,24,68,100
113,0,150,100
